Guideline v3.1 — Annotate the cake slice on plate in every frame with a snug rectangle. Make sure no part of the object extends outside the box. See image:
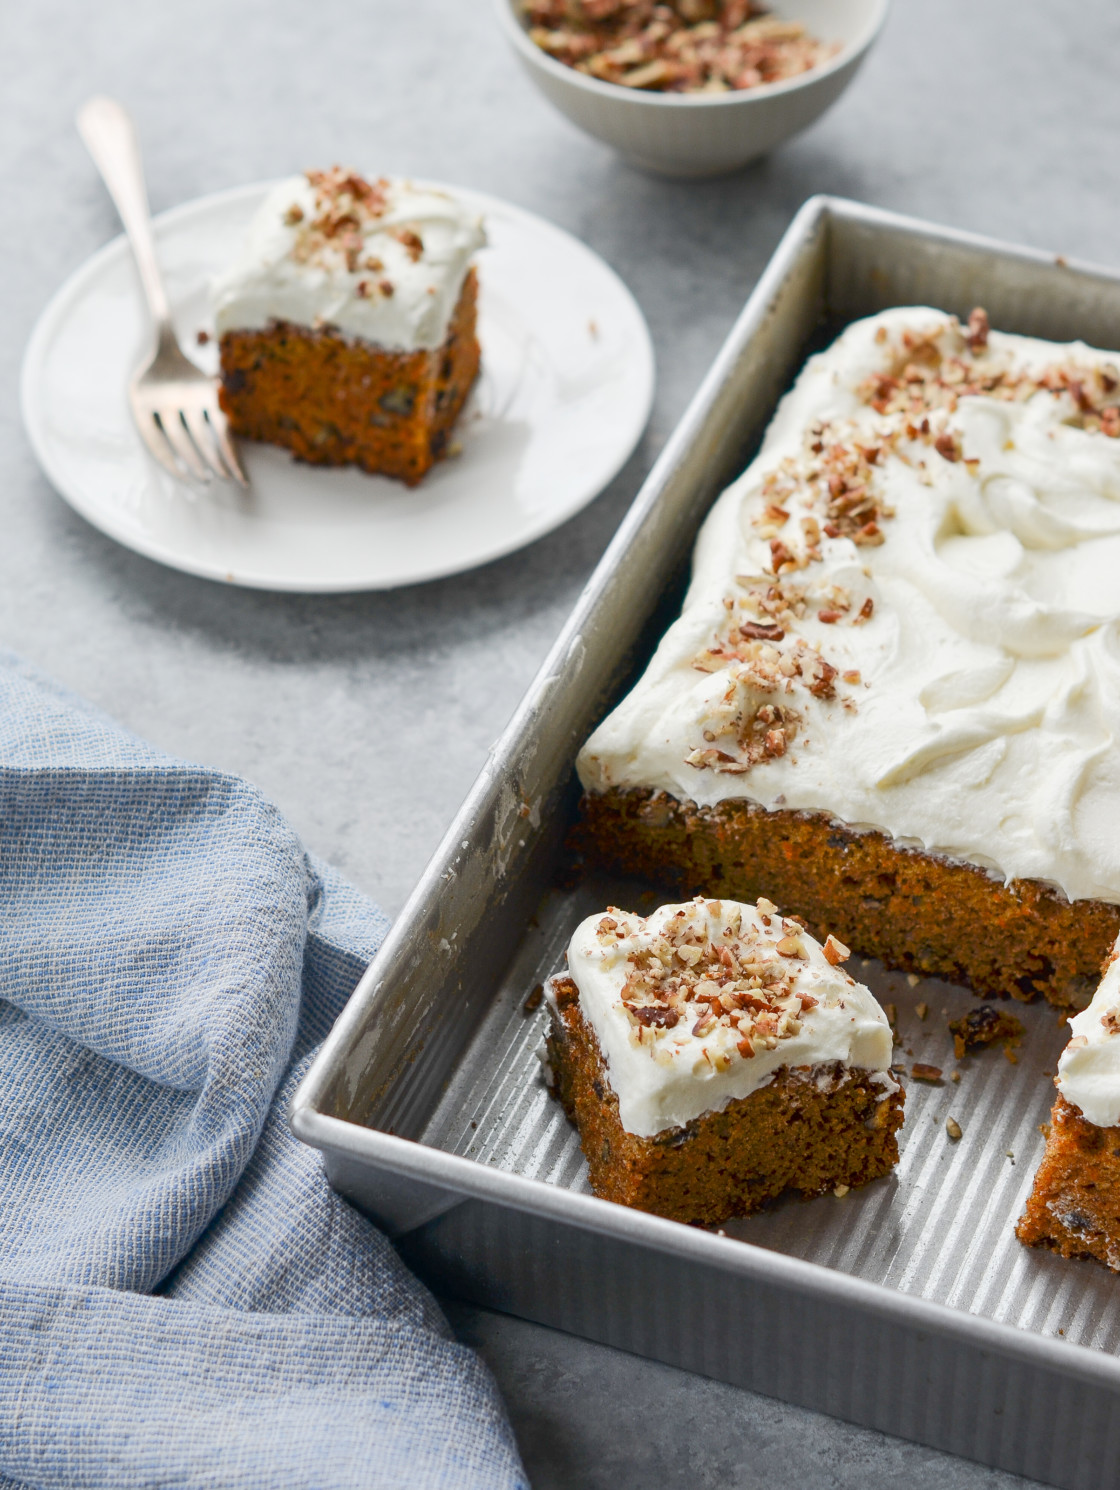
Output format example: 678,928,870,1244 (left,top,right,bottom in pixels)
545,896,902,1225
213,168,485,485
